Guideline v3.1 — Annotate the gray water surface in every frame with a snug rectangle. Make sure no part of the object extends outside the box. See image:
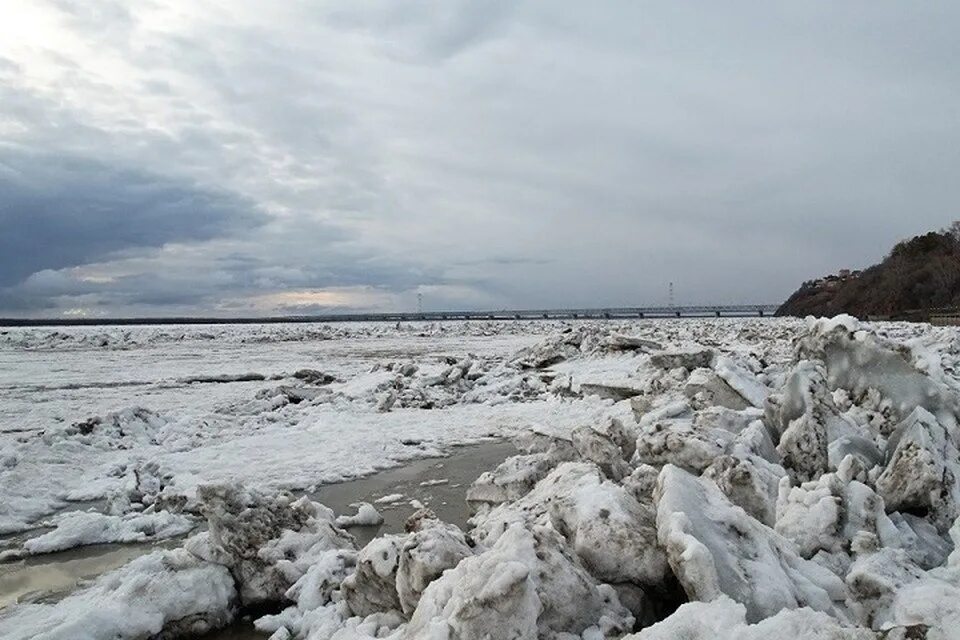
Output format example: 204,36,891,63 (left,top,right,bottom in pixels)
1,440,516,638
